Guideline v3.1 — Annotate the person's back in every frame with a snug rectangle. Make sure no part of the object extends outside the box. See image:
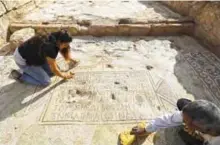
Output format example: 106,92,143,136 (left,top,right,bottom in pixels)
18,34,57,66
